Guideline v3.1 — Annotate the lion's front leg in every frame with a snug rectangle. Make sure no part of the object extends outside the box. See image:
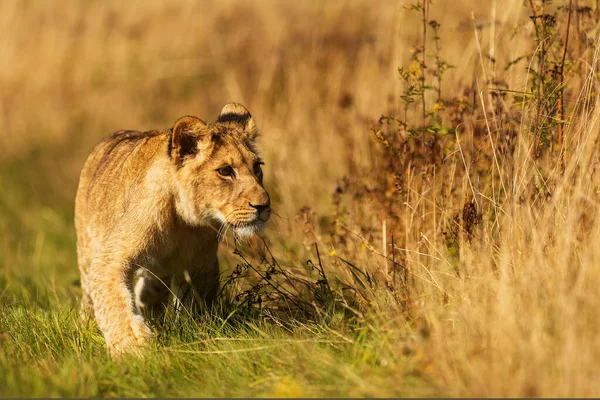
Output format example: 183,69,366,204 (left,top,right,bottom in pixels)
88,256,153,357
